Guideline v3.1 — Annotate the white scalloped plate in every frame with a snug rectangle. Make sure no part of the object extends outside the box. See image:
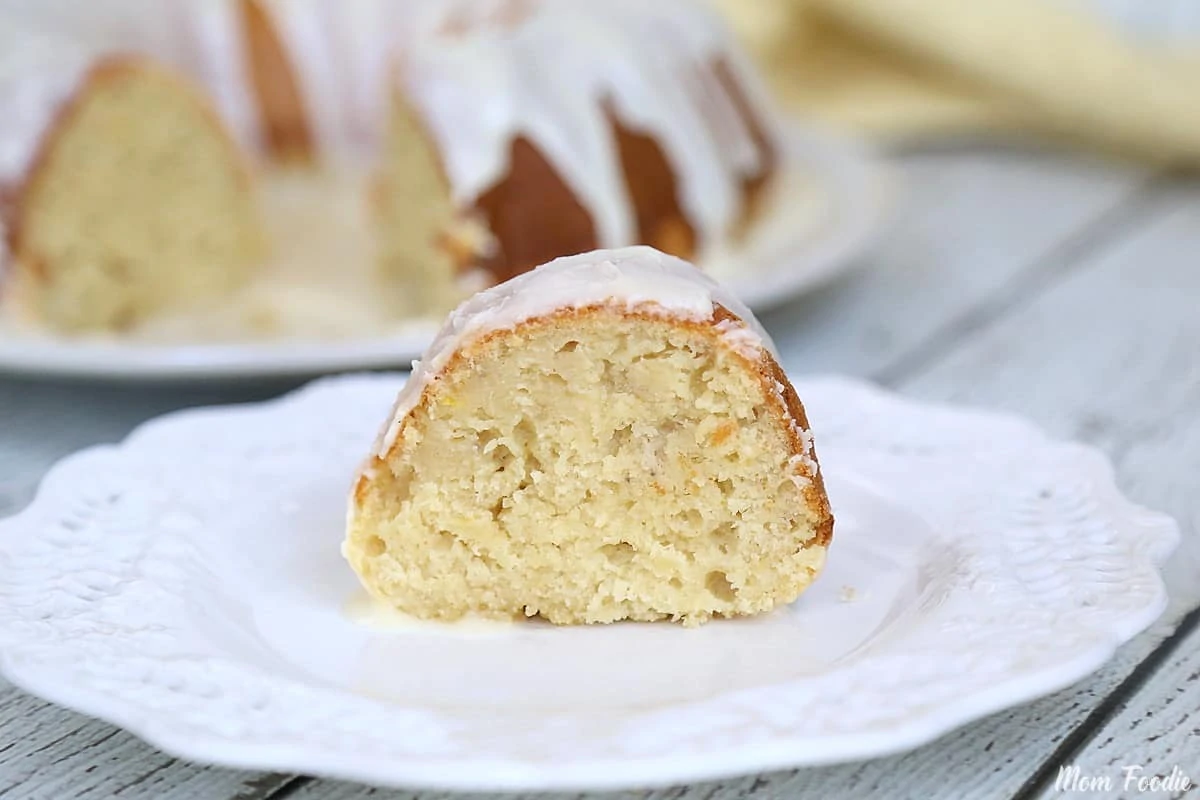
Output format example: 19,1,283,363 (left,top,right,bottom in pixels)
0,376,1176,792
0,125,891,380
